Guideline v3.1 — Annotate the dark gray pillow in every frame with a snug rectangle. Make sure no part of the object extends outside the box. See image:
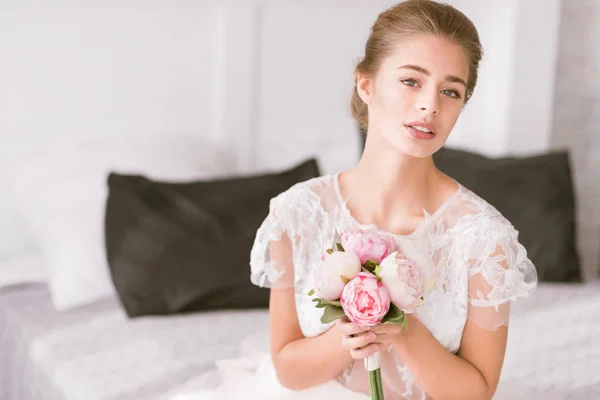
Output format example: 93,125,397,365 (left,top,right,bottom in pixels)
104,159,321,318
433,147,582,283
